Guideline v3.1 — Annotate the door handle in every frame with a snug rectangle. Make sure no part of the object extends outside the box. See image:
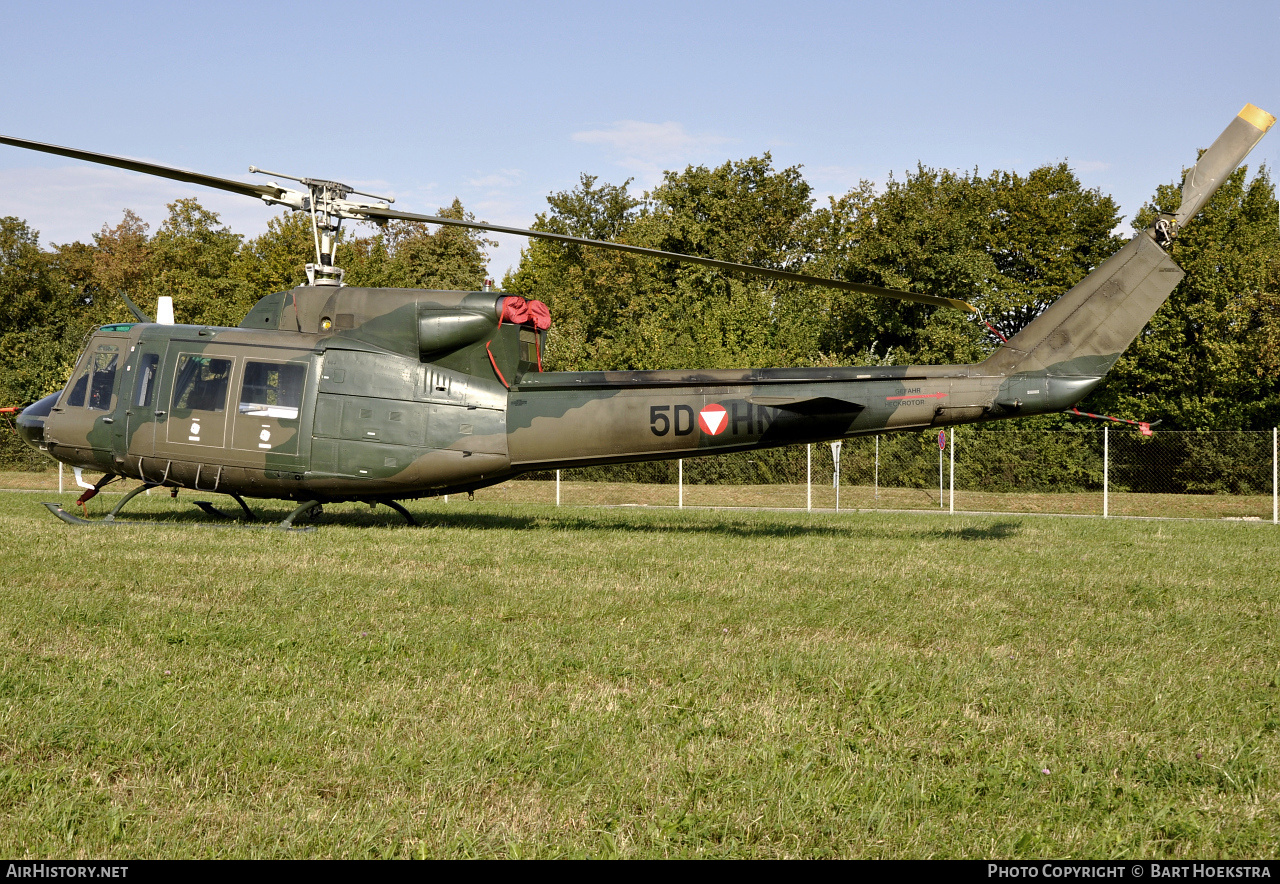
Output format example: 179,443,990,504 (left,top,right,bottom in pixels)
102,417,114,424
155,411,166,417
